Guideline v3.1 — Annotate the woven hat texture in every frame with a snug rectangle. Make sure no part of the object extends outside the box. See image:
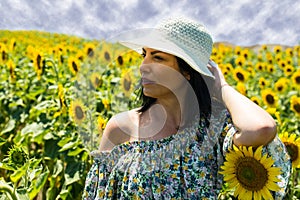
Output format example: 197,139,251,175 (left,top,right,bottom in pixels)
120,17,214,77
